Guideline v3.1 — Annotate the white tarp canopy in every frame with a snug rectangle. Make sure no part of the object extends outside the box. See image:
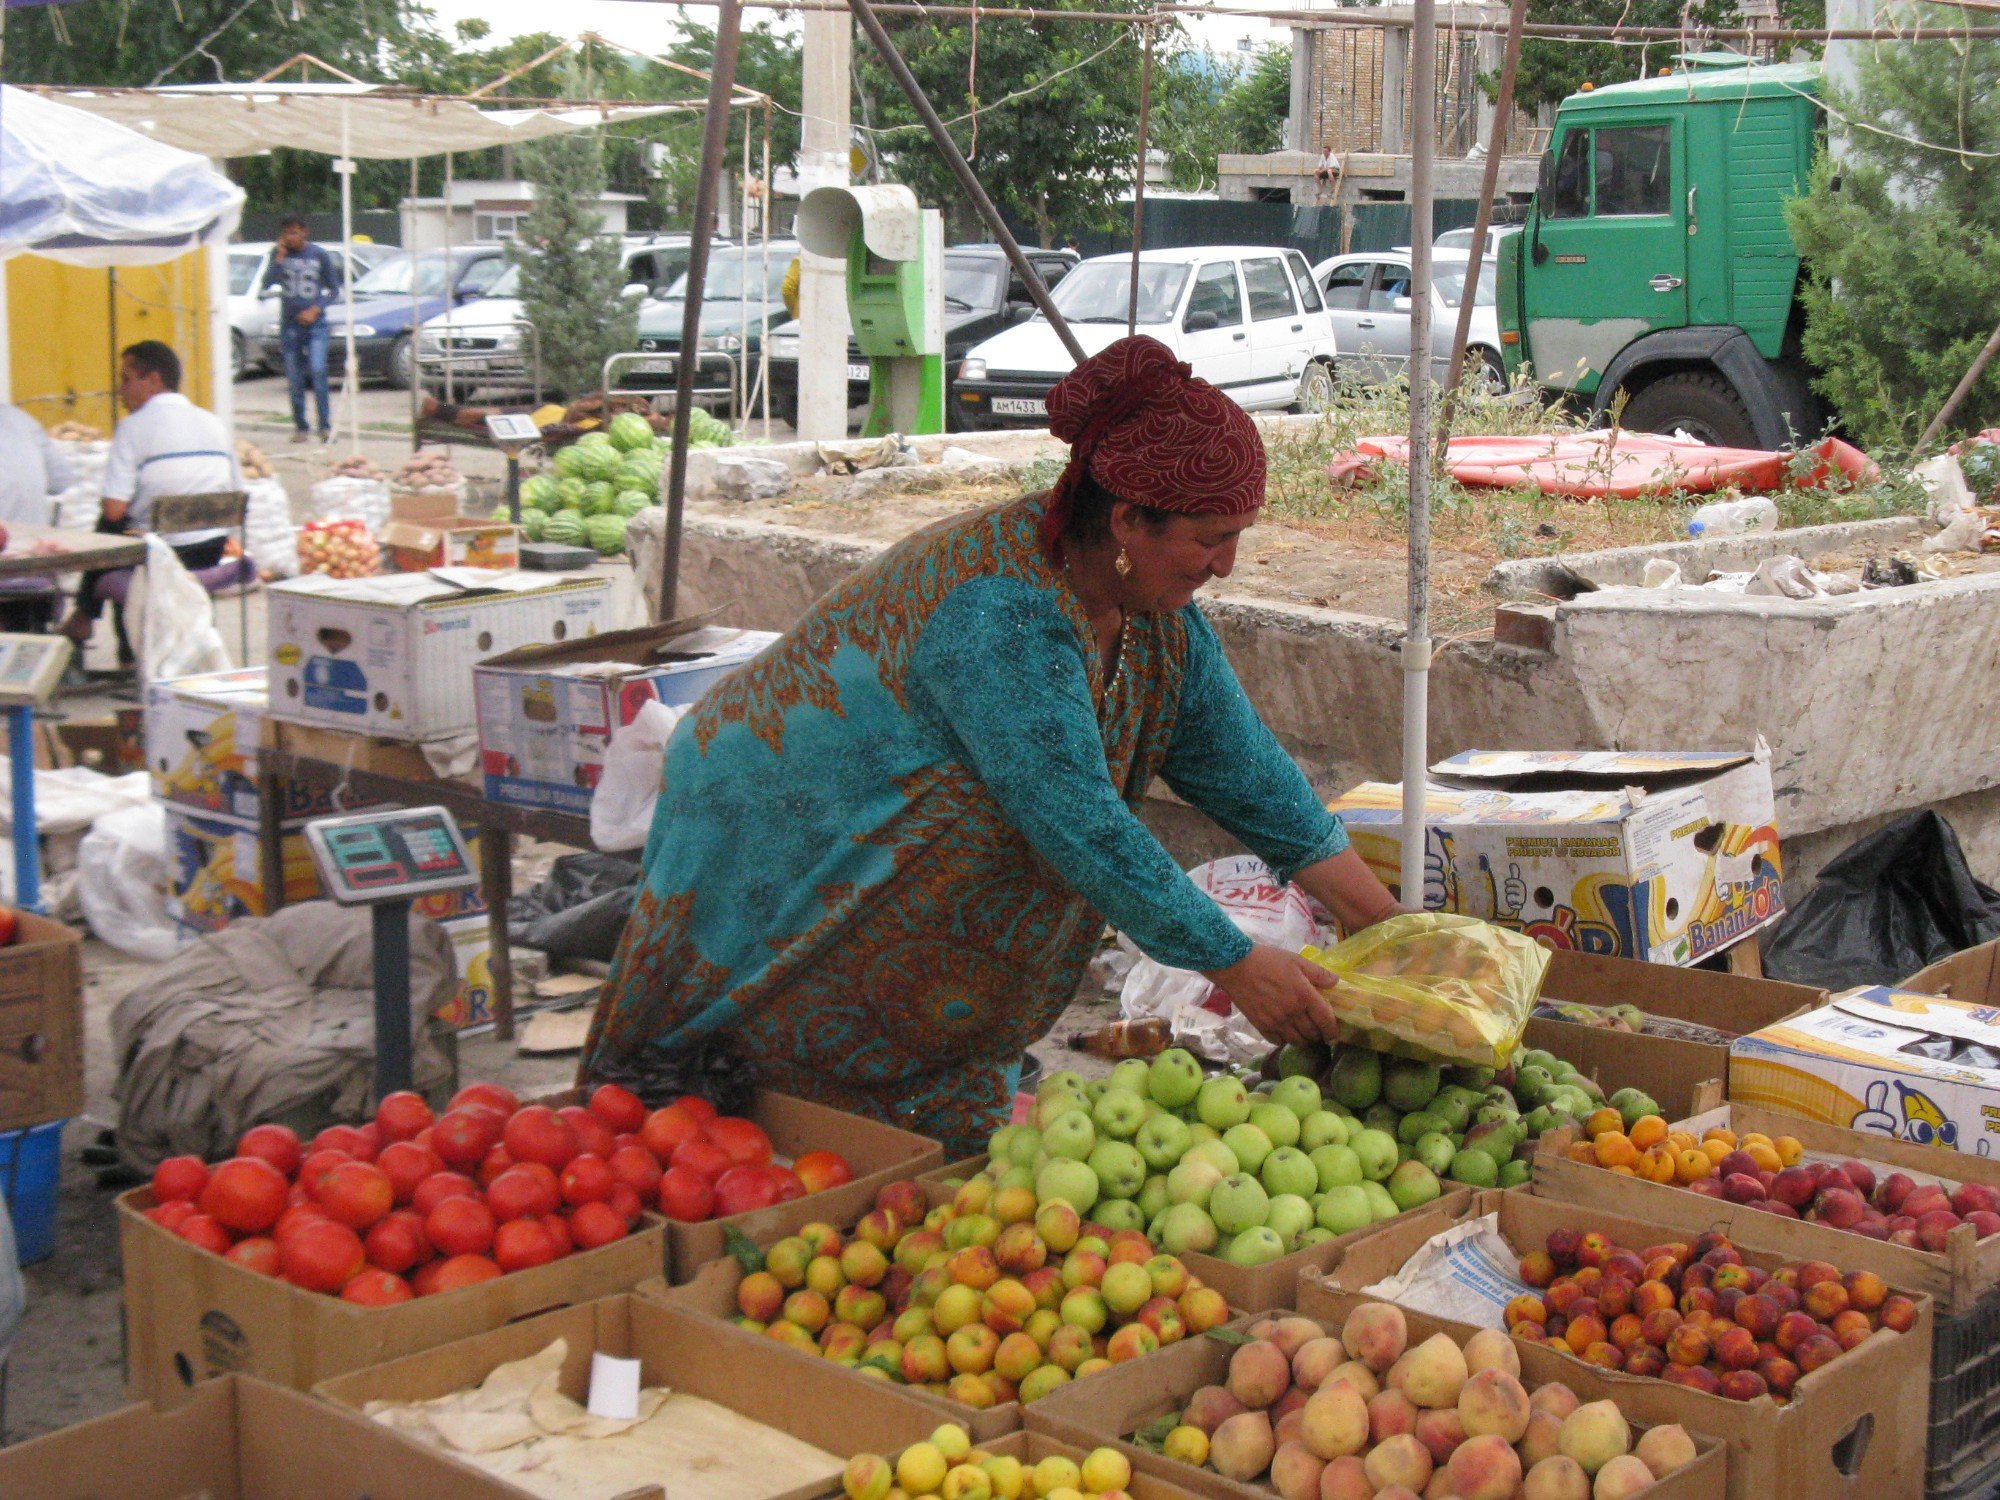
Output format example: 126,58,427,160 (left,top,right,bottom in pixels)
40,81,688,161
0,86,242,265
